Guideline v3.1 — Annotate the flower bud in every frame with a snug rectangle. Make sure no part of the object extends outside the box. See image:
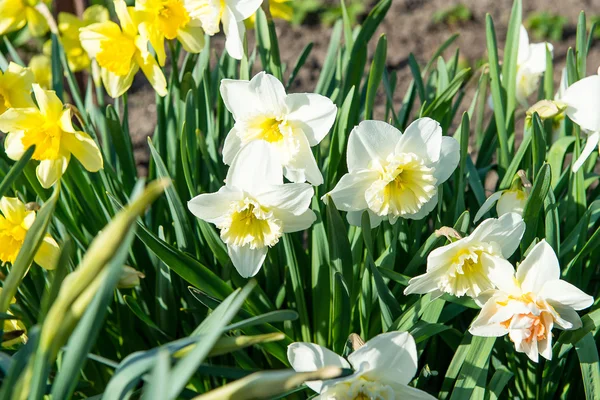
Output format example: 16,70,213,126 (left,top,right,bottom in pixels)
117,266,145,289
526,100,567,121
